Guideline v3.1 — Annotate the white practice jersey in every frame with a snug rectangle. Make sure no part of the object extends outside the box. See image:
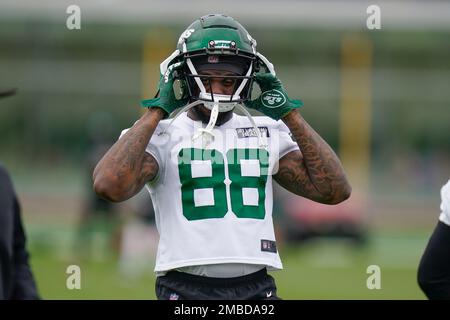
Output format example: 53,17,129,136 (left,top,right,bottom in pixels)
120,112,299,273
439,180,450,226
